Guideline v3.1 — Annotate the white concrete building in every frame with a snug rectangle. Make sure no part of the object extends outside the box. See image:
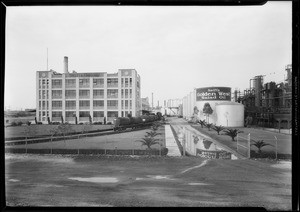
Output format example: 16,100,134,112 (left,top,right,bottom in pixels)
36,57,142,124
